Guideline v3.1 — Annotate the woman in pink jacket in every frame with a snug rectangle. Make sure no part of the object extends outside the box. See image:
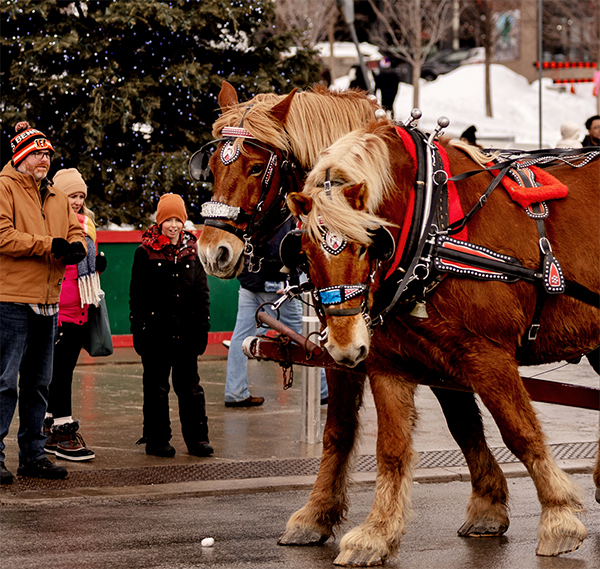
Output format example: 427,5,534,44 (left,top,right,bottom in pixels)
44,168,106,461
